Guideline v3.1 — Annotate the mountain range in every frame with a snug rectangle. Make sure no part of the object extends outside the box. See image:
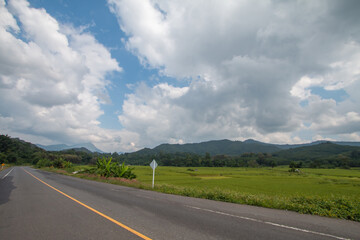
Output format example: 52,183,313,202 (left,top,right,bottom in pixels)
134,139,360,156
36,142,104,153
35,139,360,156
